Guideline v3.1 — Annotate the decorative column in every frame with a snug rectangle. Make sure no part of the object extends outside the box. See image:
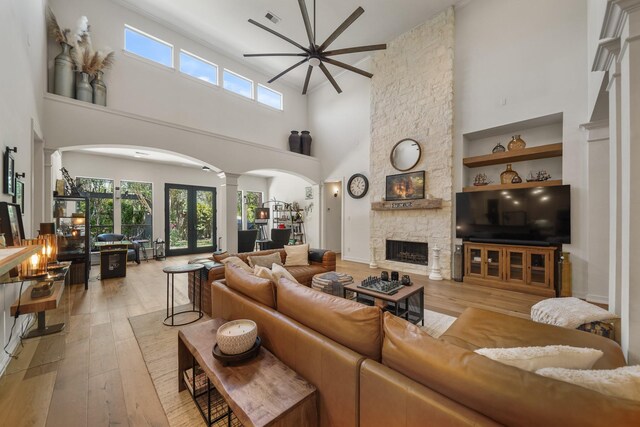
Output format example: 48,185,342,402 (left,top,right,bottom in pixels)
429,245,443,281
218,172,240,254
